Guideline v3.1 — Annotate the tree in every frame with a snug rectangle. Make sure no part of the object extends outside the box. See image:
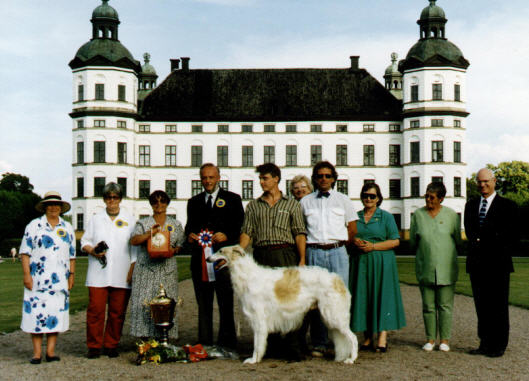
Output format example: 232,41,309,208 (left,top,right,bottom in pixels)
0,173,41,244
